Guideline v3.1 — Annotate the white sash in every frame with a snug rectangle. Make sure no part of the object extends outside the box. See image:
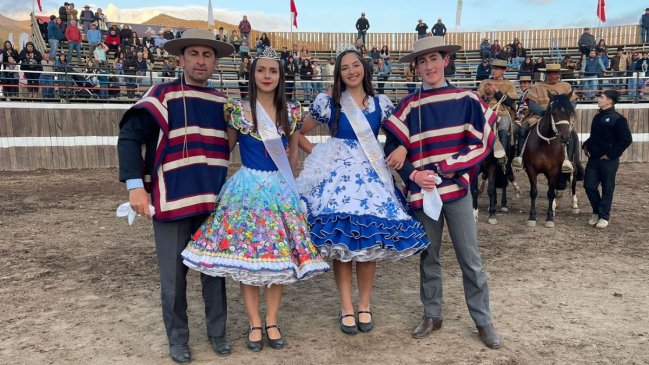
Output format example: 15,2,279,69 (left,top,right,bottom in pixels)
339,91,396,195
252,101,300,197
